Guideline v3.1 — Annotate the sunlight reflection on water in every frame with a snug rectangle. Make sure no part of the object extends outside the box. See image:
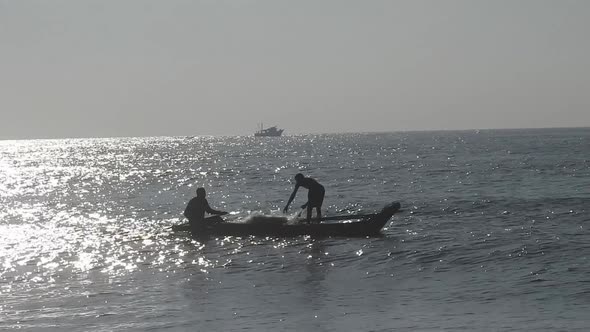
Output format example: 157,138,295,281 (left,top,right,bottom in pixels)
1,131,589,331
